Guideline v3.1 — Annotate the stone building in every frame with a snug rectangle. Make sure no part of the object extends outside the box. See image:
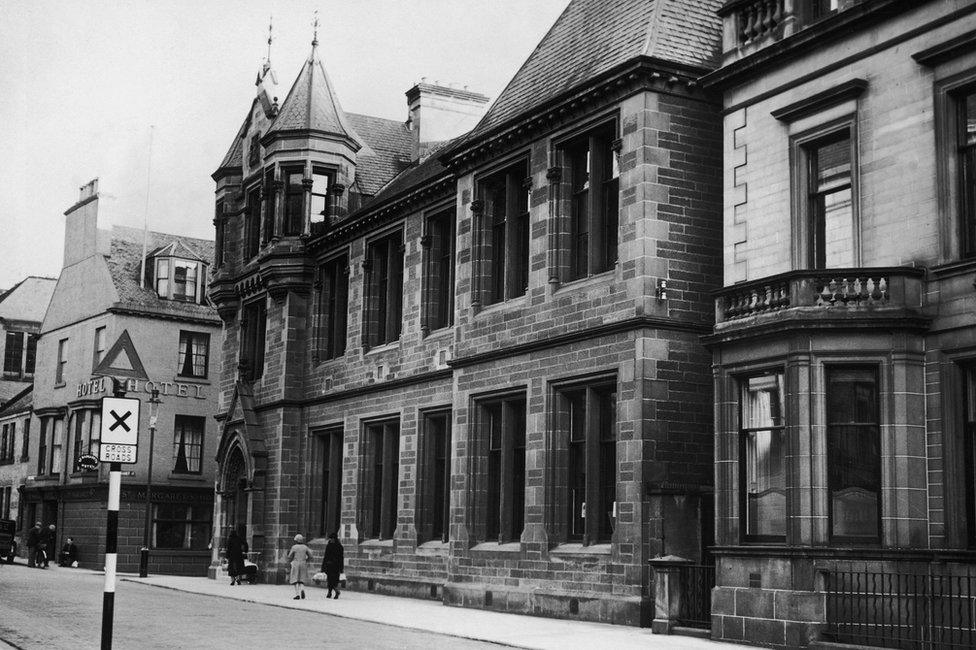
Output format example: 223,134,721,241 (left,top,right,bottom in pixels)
210,0,724,626
20,179,223,575
0,276,56,407
0,385,32,541
703,0,976,647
